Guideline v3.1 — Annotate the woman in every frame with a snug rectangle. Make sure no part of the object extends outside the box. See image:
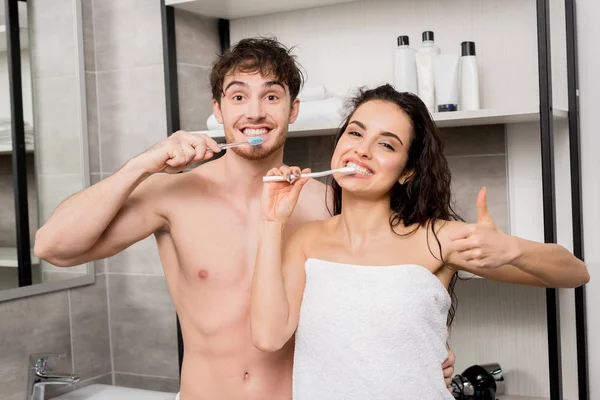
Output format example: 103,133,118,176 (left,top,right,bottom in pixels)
250,84,589,399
